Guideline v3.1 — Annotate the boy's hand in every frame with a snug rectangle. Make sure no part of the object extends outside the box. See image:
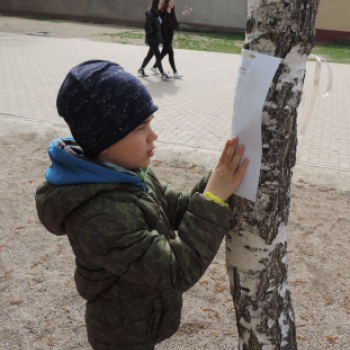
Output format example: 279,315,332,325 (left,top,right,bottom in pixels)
204,137,249,202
